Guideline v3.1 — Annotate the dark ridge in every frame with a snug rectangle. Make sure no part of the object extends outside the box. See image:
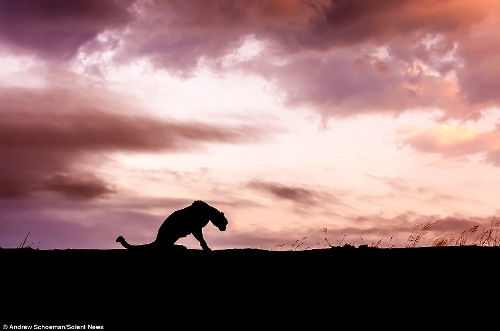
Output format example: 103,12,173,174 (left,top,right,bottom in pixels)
3,246,497,328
